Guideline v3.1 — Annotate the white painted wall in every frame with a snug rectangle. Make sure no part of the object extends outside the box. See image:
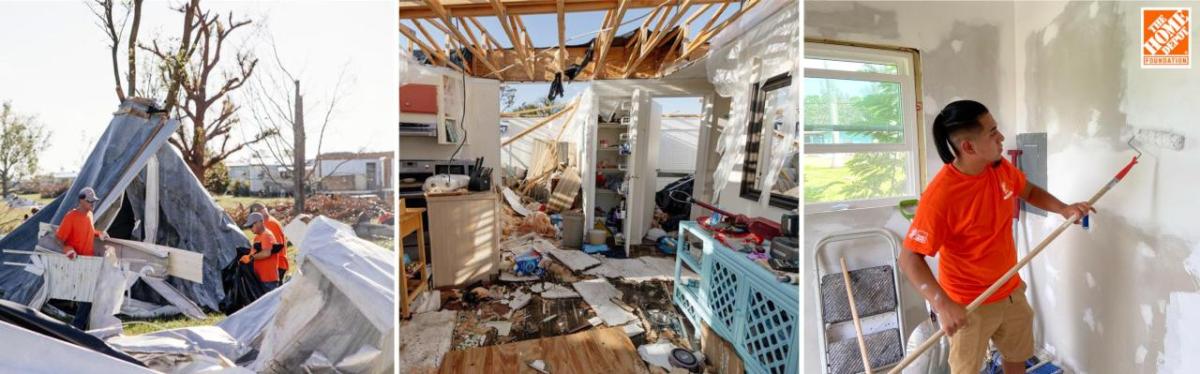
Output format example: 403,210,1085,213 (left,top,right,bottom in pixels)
804,2,1018,373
